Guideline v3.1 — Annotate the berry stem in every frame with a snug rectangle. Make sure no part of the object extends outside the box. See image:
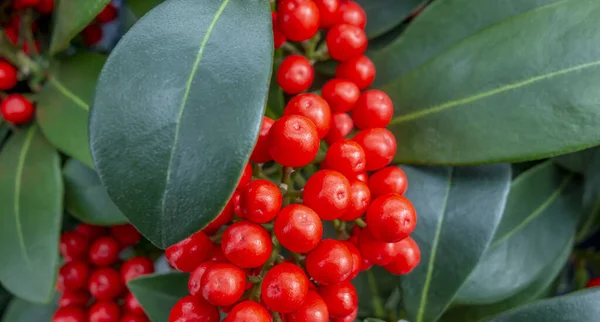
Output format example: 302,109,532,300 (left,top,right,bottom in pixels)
272,311,284,322
250,236,282,301
281,166,294,206
354,218,367,228
281,42,302,56
252,163,271,181
0,33,43,79
366,269,386,319
303,32,321,62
